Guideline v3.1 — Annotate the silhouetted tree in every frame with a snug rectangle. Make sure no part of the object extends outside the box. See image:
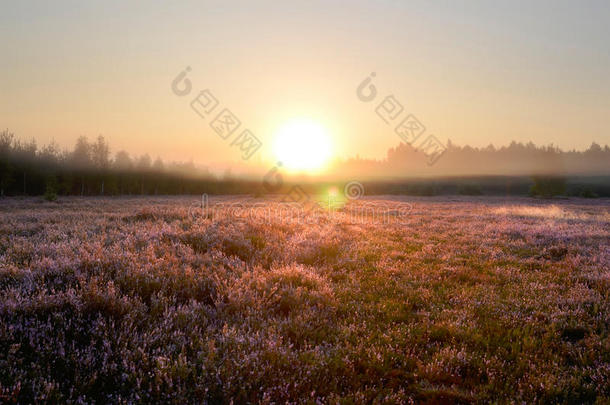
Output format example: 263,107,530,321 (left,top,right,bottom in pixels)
91,135,110,194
